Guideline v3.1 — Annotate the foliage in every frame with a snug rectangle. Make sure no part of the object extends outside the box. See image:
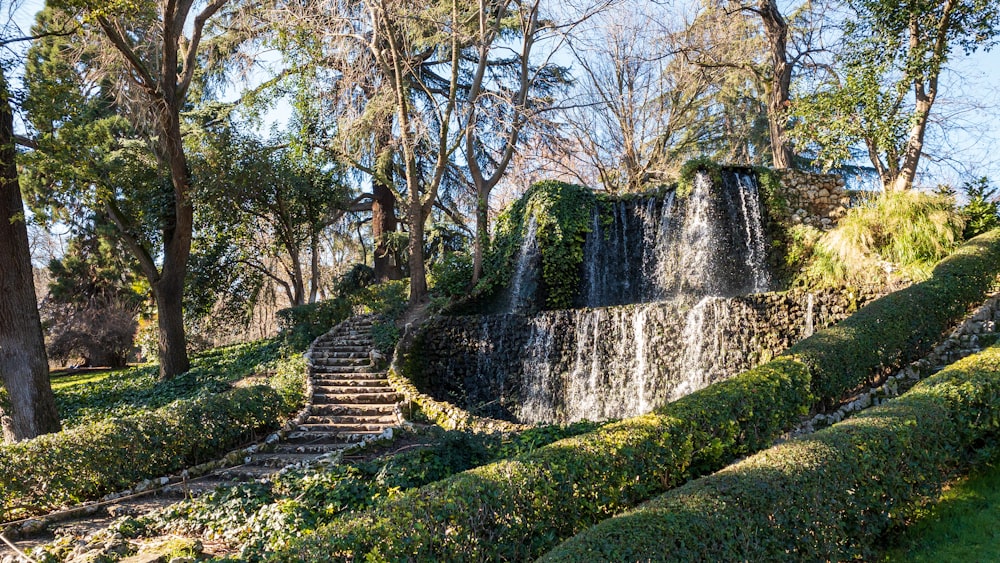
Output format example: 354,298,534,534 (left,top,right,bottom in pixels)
335,264,376,296
541,344,1000,562
127,424,598,560
277,299,353,352
266,230,1000,561
959,177,1000,240
677,156,722,197
789,0,1000,189
480,181,596,310
789,228,1000,406
429,252,474,298
804,190,964,286
0,385,288,521
53,340,285,428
